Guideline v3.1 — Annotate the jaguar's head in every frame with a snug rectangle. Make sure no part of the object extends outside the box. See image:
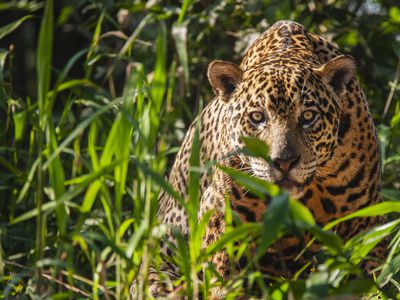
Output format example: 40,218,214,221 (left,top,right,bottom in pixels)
208,55,355,196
